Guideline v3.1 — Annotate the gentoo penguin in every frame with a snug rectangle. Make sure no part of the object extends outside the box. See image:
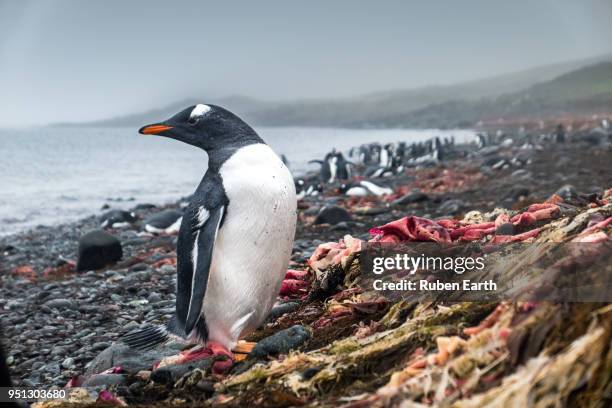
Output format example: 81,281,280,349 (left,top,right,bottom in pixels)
334,151,354,181
309,150,353,183
295,178,323,200
143,209,183,234
100,209,137,229
123,104,297,359
340,180,393,197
